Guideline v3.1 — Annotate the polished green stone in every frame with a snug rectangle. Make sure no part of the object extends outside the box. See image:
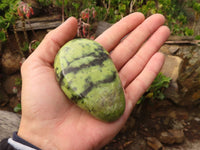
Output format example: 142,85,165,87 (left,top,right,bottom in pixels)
54,38,125,122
